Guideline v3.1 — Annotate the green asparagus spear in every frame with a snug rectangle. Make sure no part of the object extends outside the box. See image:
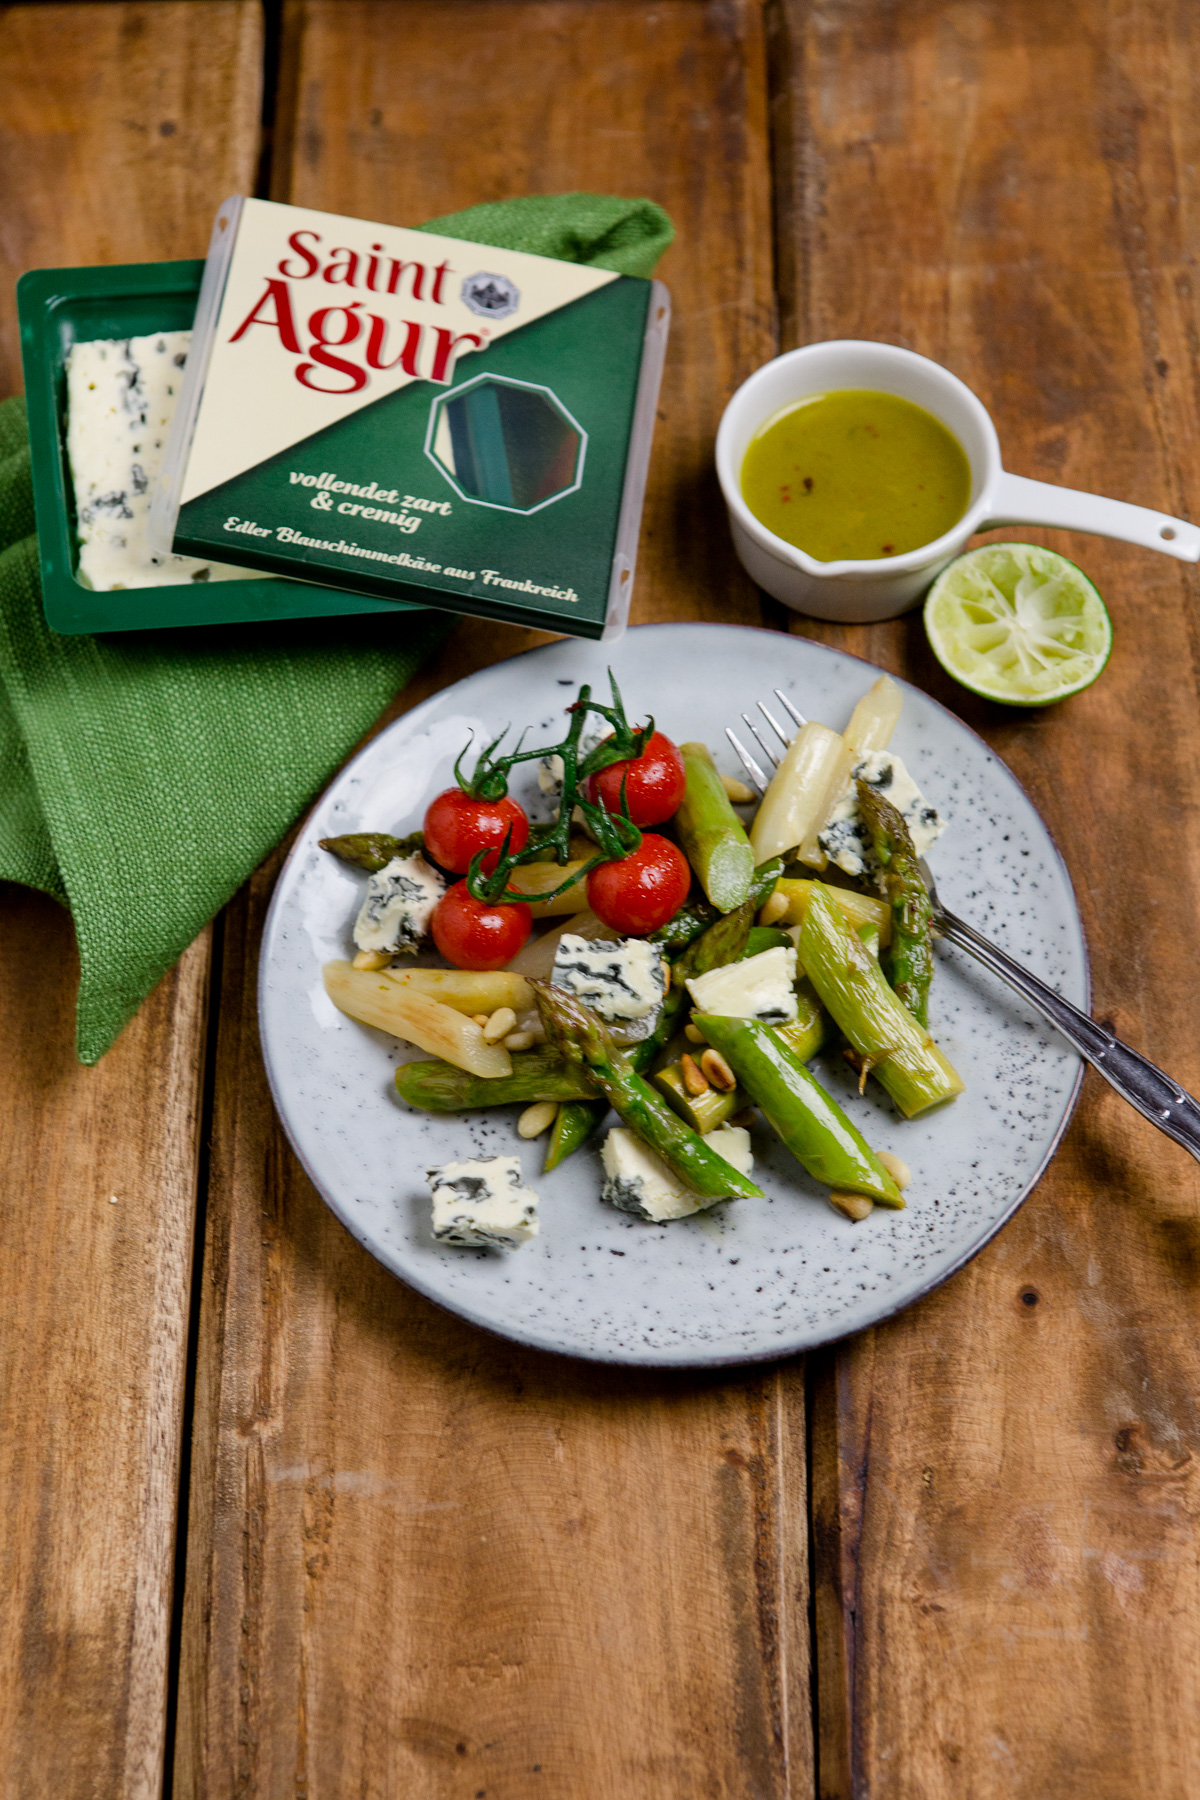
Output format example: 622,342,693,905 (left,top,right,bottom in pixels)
693,1013,903,1205
647,896,721,951
856,921,882,959
320,830,424,872
774,977,827,1063
395,1047,597,1111
741,925,794,959
544,1100,607,1171
675,742,755,912
532,982,762,1200
773,878,890,945
647,857,784,950
653,1062,746,1133
855,778,934,1027
798,886,963,1117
